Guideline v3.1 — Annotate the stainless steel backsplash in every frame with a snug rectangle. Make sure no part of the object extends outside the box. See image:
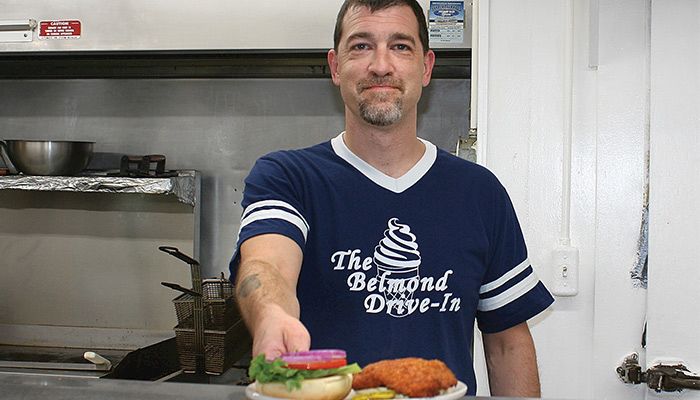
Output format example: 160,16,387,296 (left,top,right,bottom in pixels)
0,78,469,278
